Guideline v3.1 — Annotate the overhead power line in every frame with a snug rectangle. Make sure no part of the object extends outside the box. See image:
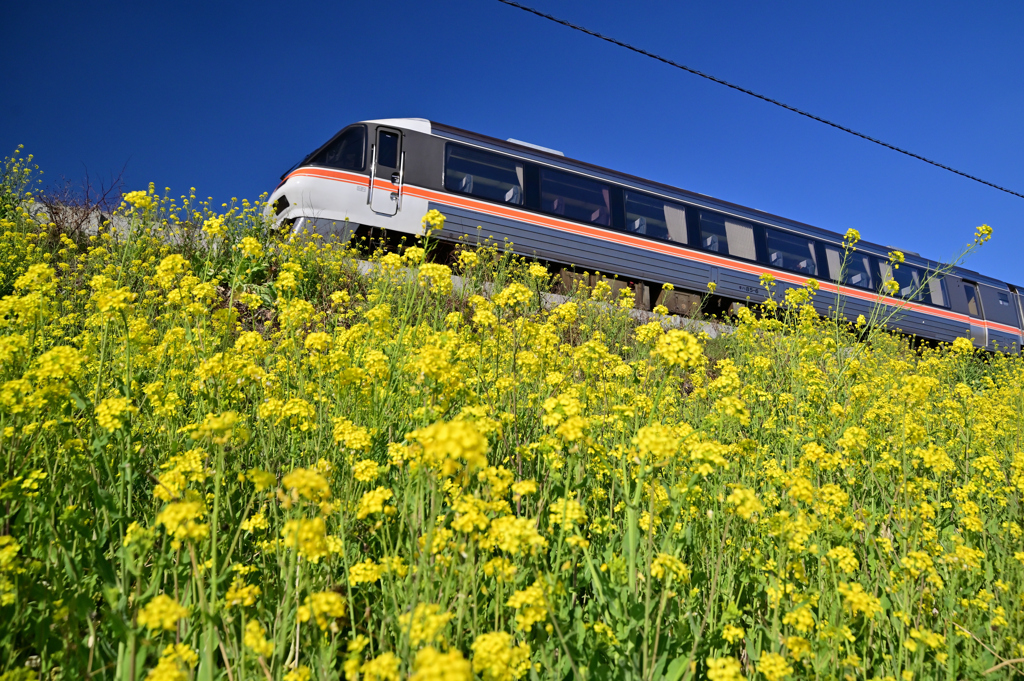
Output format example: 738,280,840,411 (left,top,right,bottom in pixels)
495,0,1024,200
